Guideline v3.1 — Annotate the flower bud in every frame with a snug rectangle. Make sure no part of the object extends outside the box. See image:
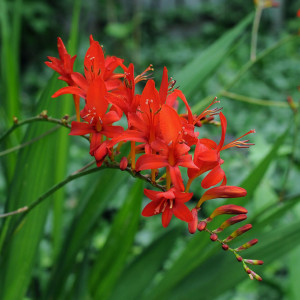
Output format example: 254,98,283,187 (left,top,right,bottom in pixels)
197,186,247,208
210,204,248,219
249,270,262,281
188,208,199,234
222,244,229,251
197,221,207,231
210,233,218,241
235,254,243,262
214,214,247,233
244,259,264,265
119,157,128,171
235,239,258,251
223,224,252,243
